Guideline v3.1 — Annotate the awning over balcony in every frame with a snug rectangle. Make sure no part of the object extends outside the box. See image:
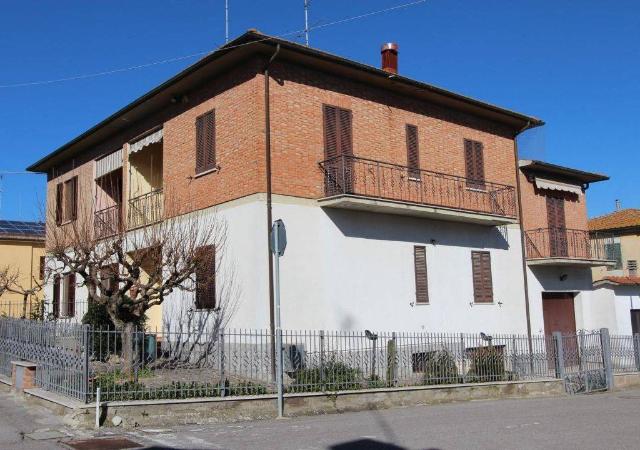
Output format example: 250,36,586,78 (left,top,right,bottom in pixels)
129,128,163,154
95,148,123,178
534,177,582,195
